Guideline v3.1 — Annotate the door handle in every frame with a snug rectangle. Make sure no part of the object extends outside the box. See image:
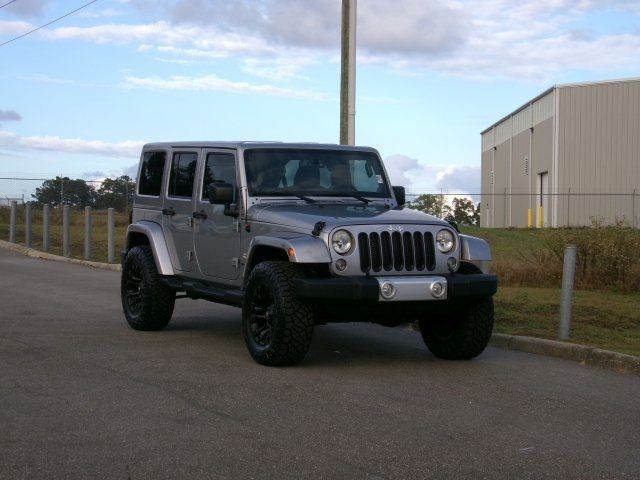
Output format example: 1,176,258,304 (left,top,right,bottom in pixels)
162,207,175,216
192,210,208,220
